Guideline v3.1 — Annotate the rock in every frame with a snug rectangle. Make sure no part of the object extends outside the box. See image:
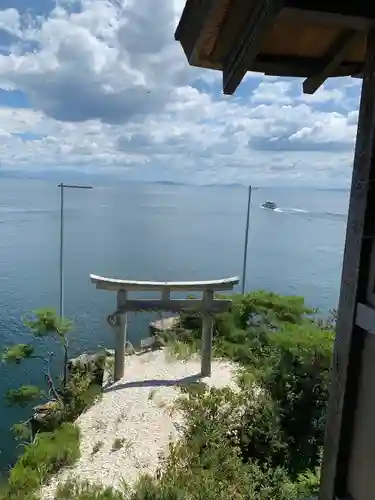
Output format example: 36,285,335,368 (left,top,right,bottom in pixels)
67,352,106,386
125,341,135,356
149,316,180,334
31,400,64,435
140,334,165,352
